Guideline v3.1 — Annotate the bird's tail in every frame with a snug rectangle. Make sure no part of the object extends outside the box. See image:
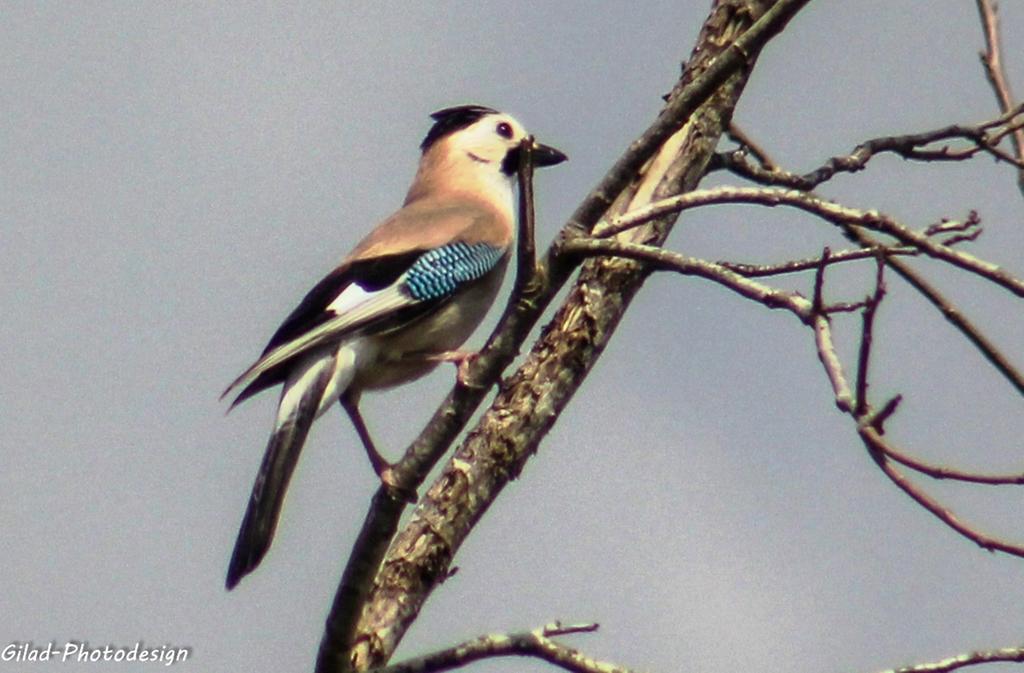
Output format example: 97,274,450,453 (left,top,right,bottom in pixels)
225,356,335,590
